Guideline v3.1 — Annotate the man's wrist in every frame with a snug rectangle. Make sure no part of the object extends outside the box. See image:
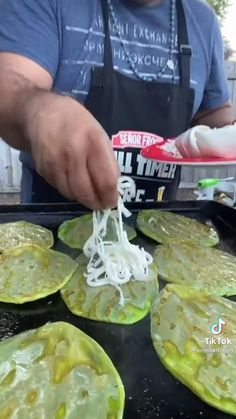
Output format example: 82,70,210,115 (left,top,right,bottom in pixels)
18,88,58,147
